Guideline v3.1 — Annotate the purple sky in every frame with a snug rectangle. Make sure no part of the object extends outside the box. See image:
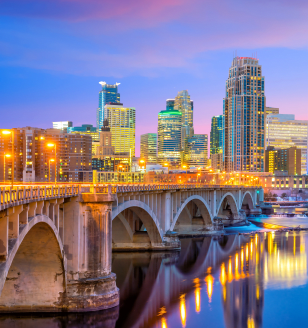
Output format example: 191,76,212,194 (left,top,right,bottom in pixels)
1,0,308,155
